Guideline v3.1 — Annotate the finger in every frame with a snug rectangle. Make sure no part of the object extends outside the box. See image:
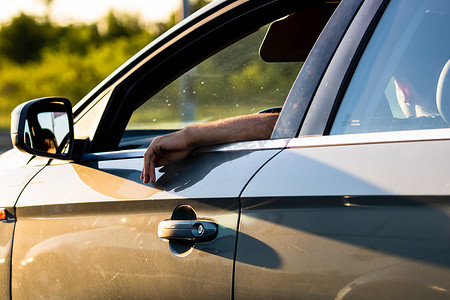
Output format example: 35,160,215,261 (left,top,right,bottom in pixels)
141,149,152,184
142,169,150,184
140,159,146,180
141,169,149,184
150,159,156,183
